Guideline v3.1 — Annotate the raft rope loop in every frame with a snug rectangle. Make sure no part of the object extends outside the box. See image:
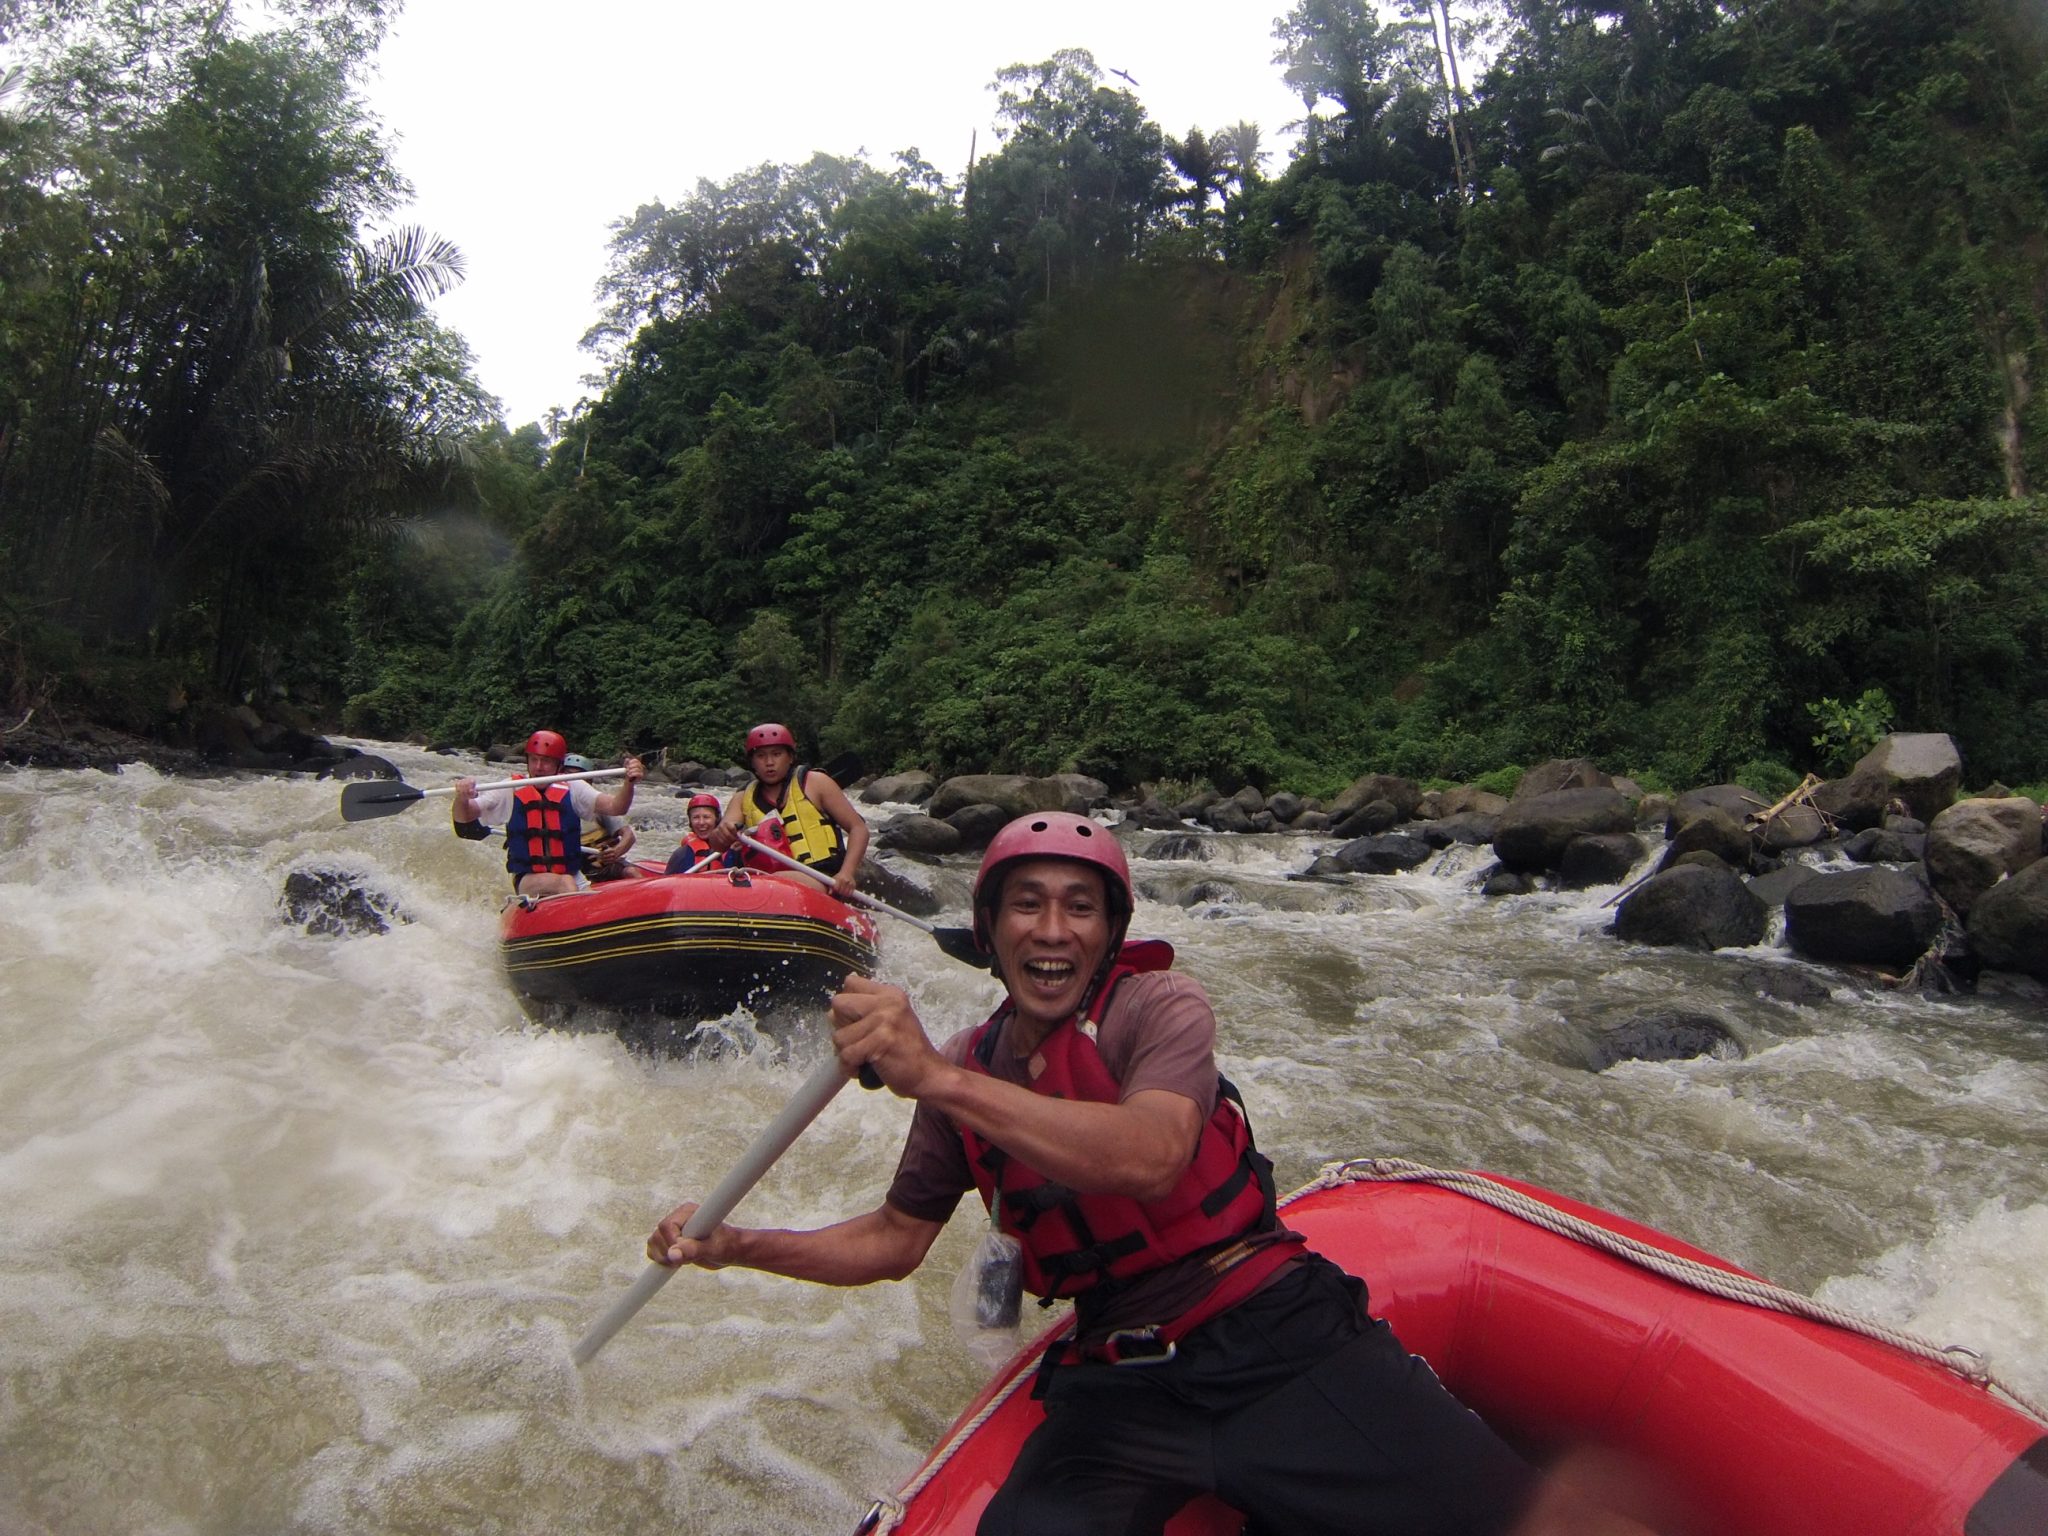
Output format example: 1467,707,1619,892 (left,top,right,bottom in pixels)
859,1155,2047,1531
